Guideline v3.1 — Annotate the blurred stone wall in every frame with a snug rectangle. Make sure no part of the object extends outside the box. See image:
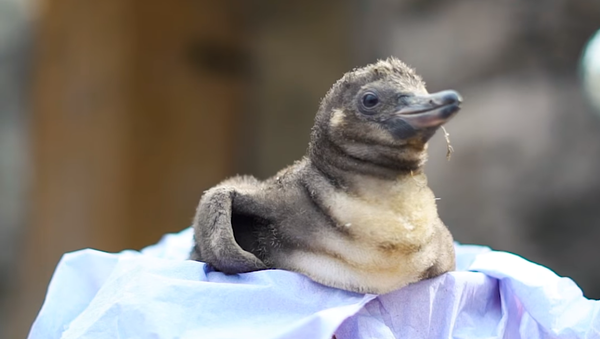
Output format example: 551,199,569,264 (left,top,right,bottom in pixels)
240,0,357,177
0,0,30,337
